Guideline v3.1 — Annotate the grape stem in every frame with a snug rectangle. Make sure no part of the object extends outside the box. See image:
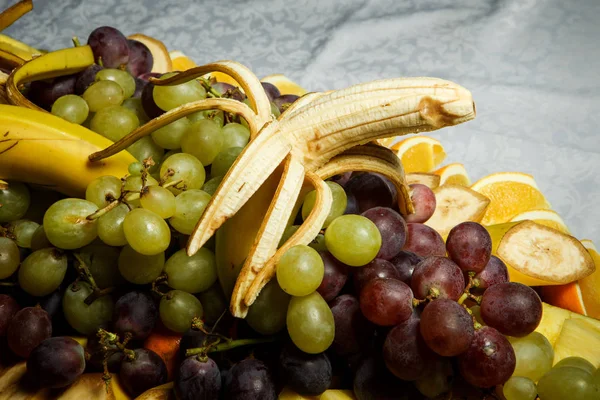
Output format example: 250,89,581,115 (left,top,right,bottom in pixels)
72,36,81,47
185,336,277,357
73,253,115,305
200,77,223,98
151,274,168,297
